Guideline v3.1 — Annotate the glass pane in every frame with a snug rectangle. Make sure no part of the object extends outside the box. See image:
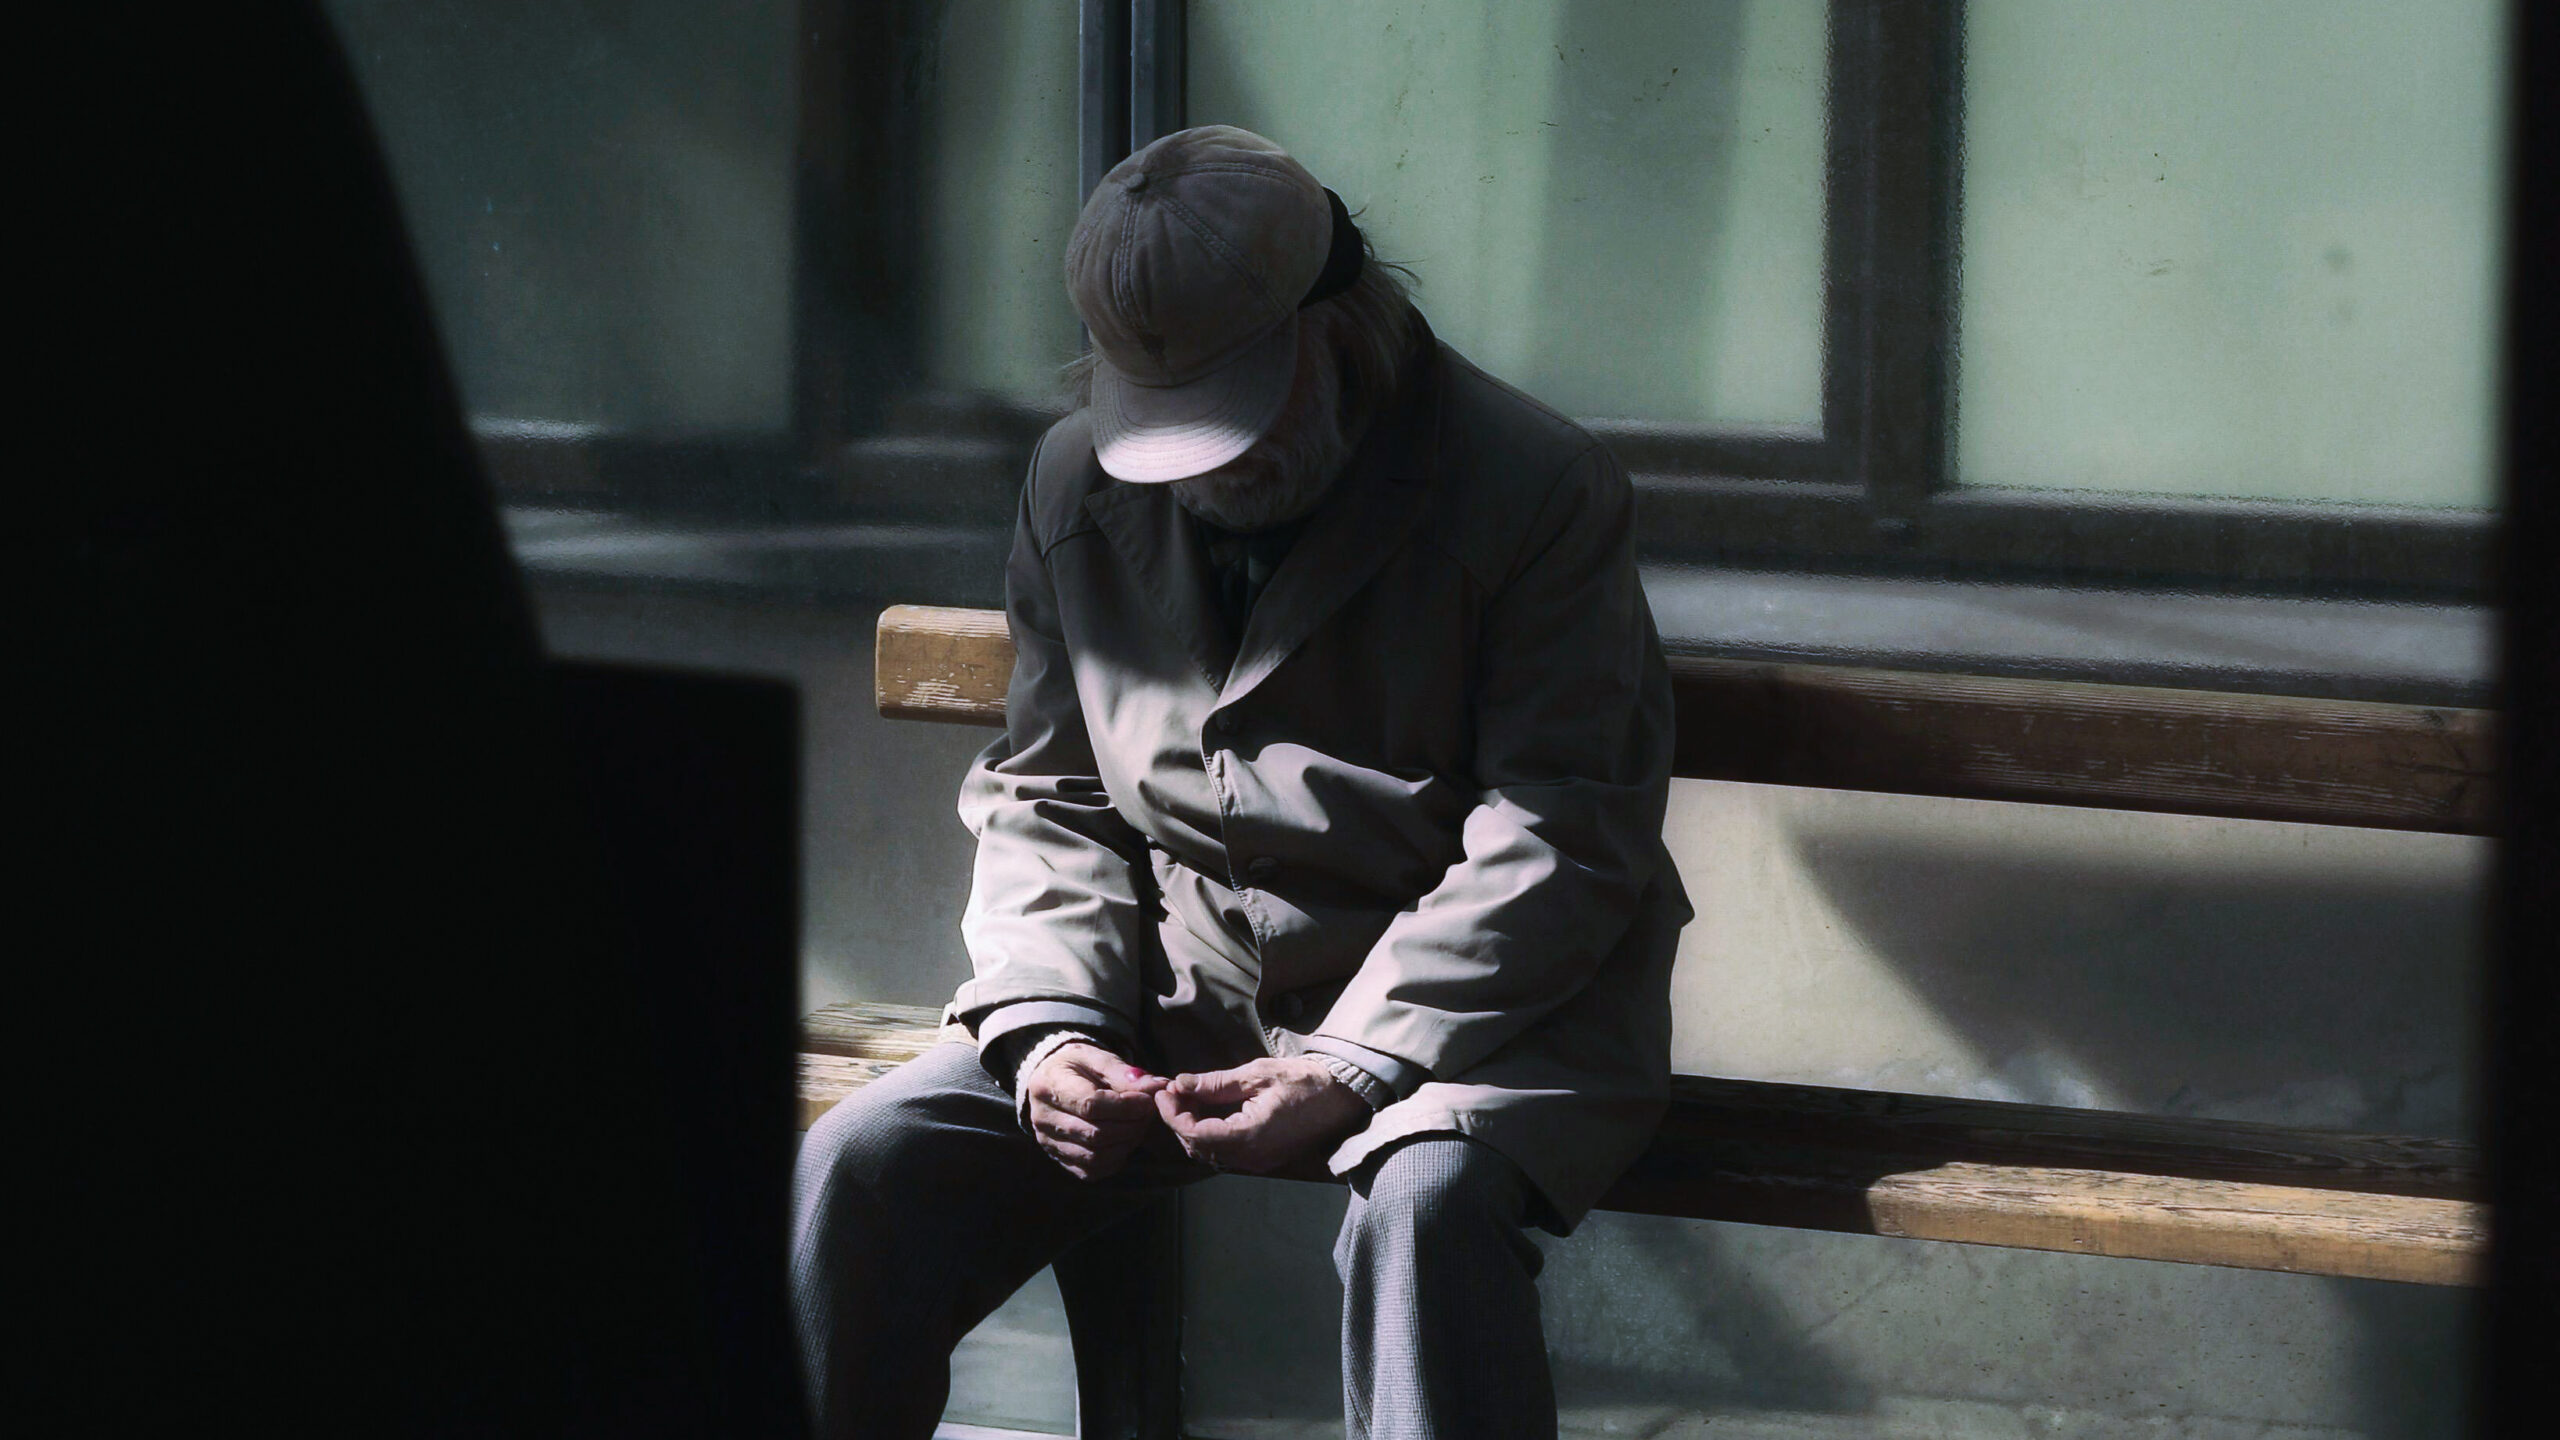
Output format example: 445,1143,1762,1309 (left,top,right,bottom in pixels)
915,6,1088,406
1189,0,1827,431
327,0,798,434
1956,0,2507,507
